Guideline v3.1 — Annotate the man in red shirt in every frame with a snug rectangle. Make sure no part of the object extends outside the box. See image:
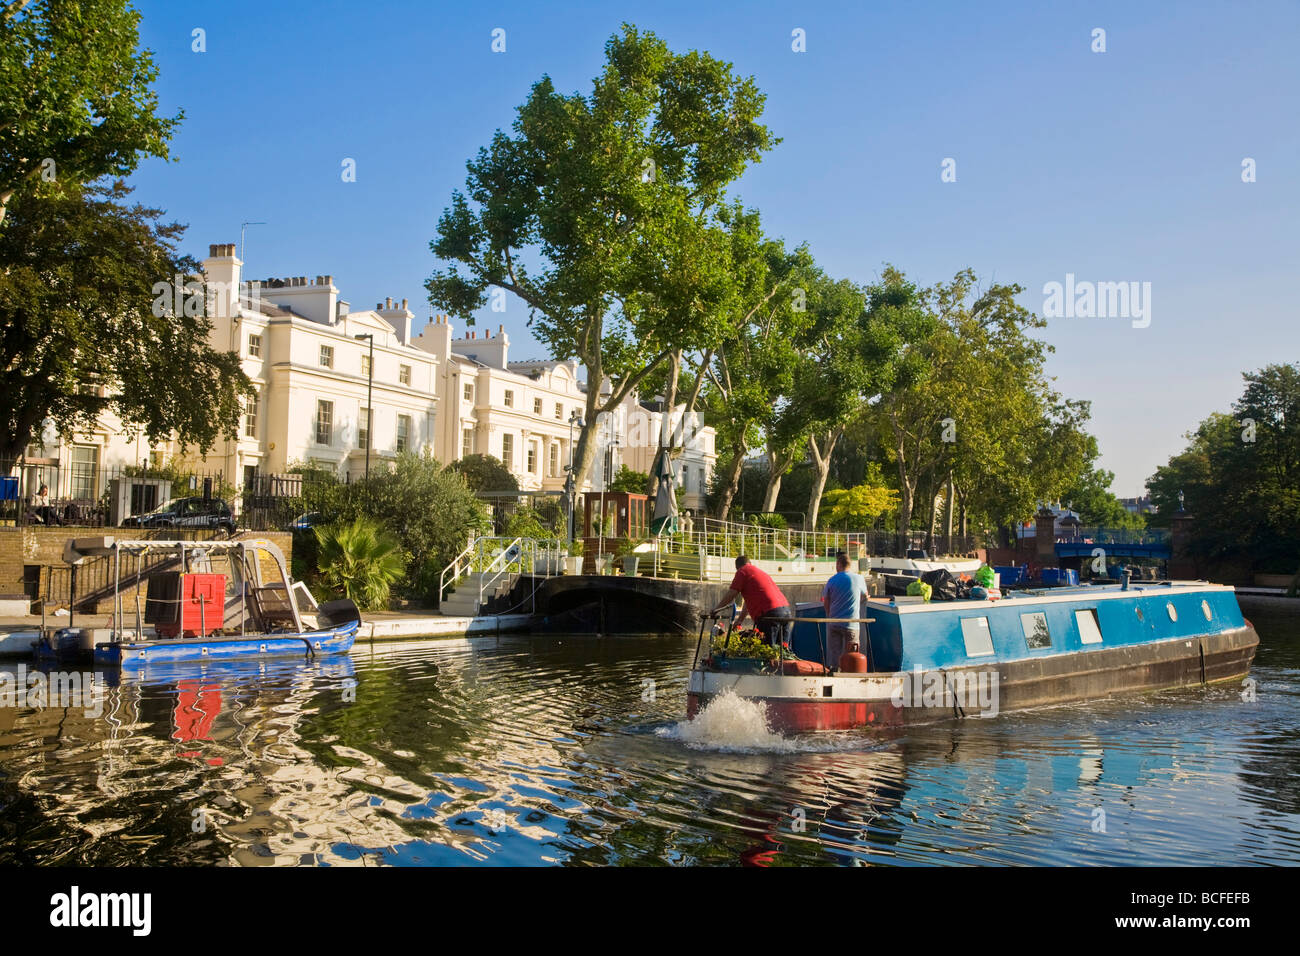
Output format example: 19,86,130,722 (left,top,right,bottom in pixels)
708,555,794,648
